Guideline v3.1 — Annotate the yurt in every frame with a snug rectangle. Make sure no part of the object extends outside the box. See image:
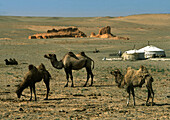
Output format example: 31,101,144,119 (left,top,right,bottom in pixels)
138,45,166,58
121,49,145,60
